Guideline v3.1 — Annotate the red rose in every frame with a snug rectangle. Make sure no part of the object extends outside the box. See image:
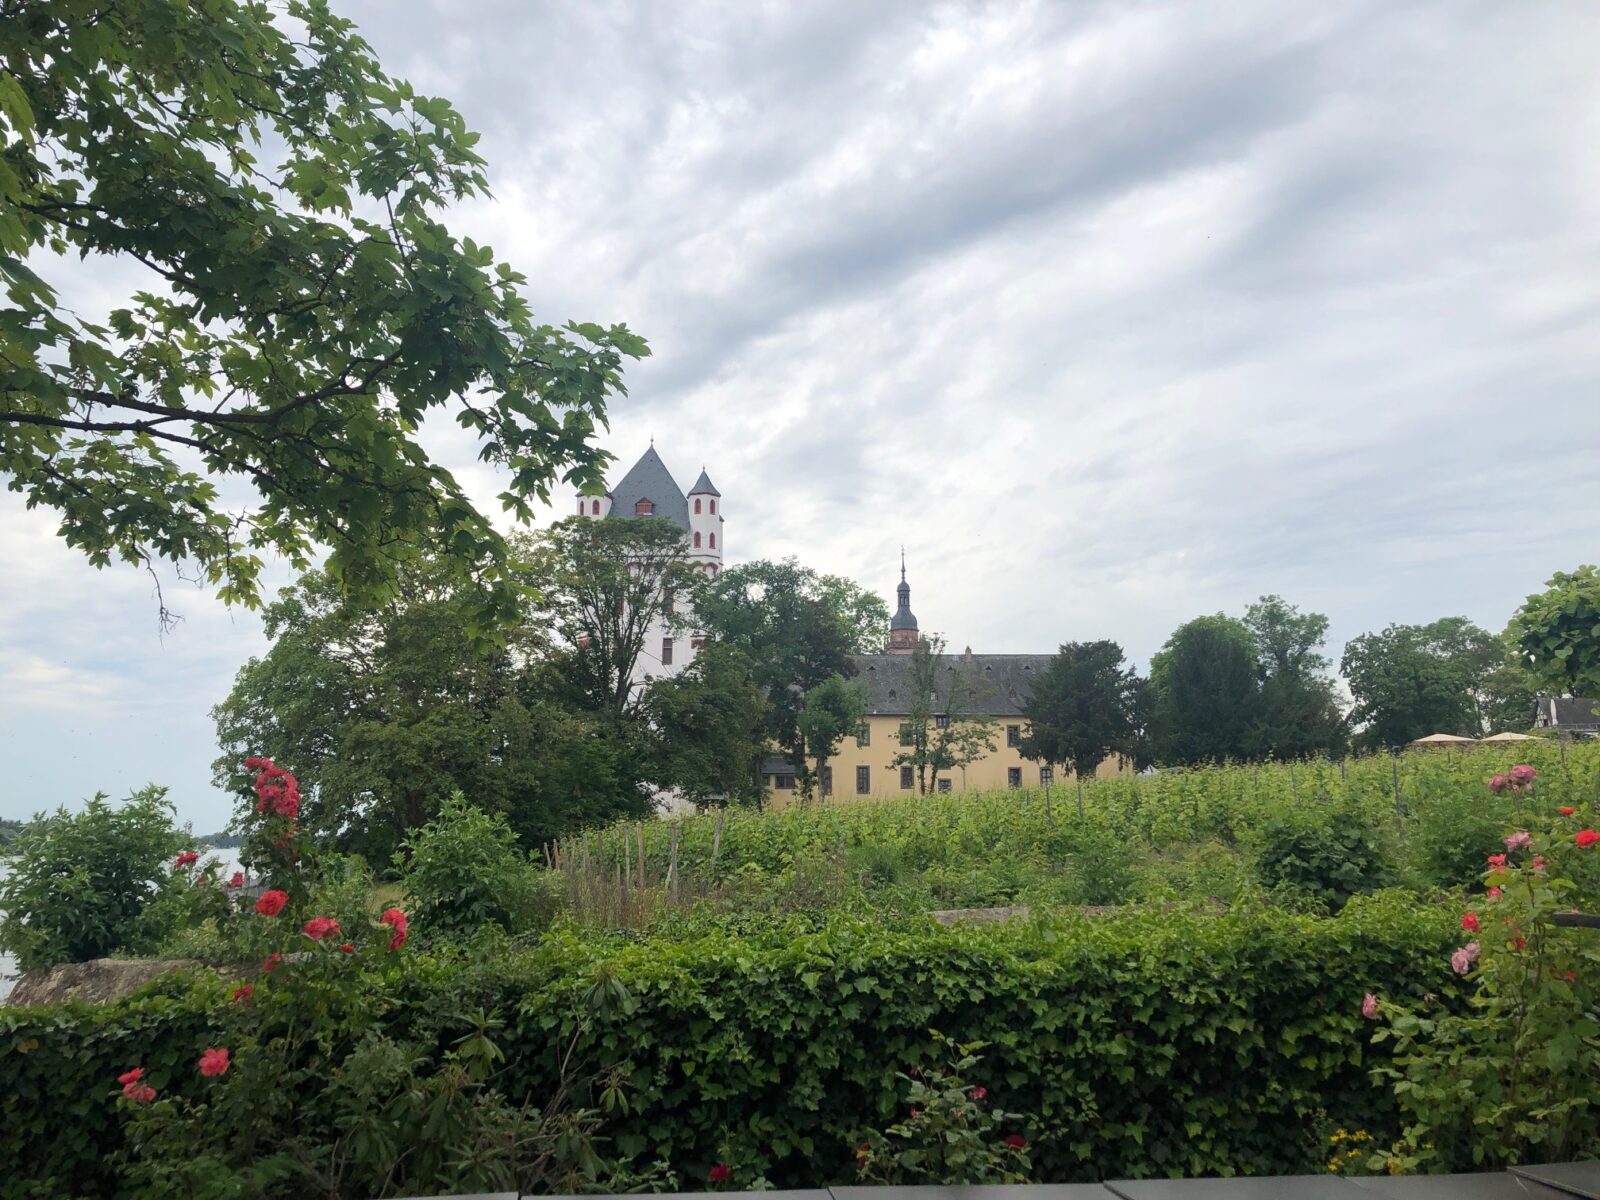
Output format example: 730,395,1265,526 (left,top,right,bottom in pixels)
118,1067,156,1104
1576,830,1600,848
1514,937,1527,952
198,1048,230,1078
262,952,283,974
228,872,245,888
380,907,408,950
968,1086,987,1100
302,916,340,941
708,1163,732,1184
230,984,253,1003
1005,1134,1027,1149
1560,807,1577,816
174,851,199,870
1486,853,1507,867
1462,912,1480,933
339,943,354,954
254,890,289,917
